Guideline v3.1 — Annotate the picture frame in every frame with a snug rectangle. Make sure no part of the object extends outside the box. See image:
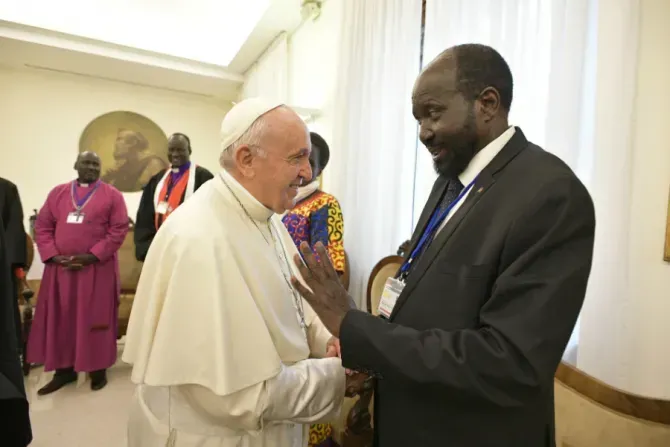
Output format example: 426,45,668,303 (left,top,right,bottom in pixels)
664,189,670,261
